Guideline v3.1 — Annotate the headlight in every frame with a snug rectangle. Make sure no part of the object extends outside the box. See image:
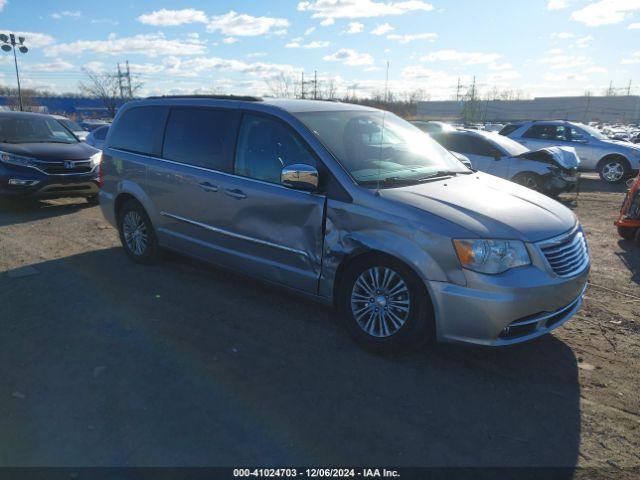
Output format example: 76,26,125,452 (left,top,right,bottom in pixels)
0,151,38,169
89,151,102,168
453,239,530,274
